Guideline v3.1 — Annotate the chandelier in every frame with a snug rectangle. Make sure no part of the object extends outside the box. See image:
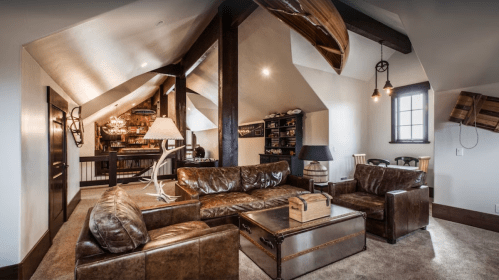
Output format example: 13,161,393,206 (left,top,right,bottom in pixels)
372,41,393,102
103,115,127,135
